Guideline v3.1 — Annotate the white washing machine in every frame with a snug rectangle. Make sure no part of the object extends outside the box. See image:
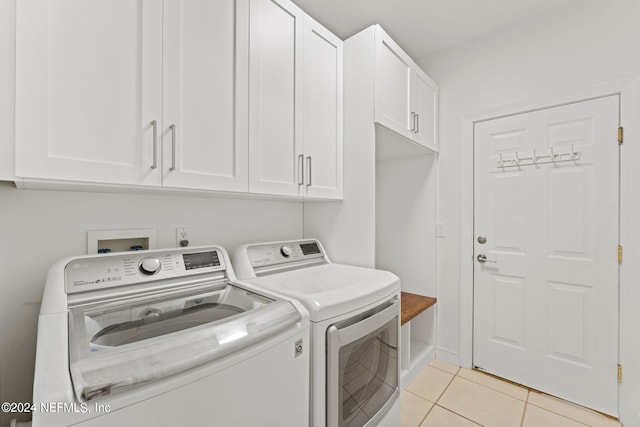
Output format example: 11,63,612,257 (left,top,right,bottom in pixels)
31,245,309,427
233,239,401,427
